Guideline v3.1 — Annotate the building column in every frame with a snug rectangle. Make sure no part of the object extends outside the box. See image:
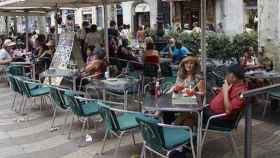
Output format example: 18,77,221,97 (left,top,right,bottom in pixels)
37,16,46,34
147,0,157,29
75,9,83,27
121,2,133,29
222,0,244,35
92,6,97,24
258,0,280,72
